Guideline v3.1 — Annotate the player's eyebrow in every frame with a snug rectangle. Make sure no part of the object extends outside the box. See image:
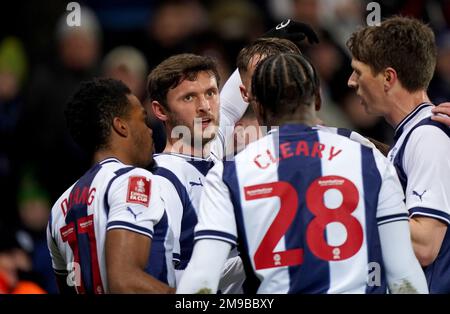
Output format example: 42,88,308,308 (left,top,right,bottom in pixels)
179,91,197,100
206,86,218,93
